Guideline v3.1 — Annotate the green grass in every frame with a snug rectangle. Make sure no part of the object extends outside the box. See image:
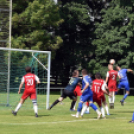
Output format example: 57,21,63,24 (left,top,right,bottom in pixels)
0,94,134,134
